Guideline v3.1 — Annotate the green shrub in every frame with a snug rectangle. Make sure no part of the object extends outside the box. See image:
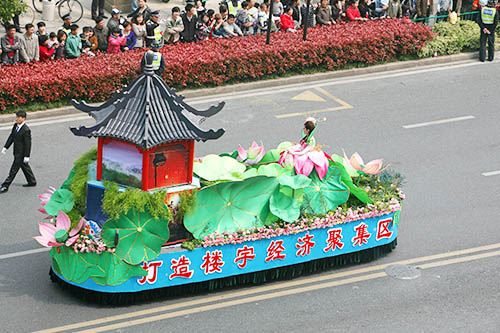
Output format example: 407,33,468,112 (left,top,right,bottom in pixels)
419,20,480,57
